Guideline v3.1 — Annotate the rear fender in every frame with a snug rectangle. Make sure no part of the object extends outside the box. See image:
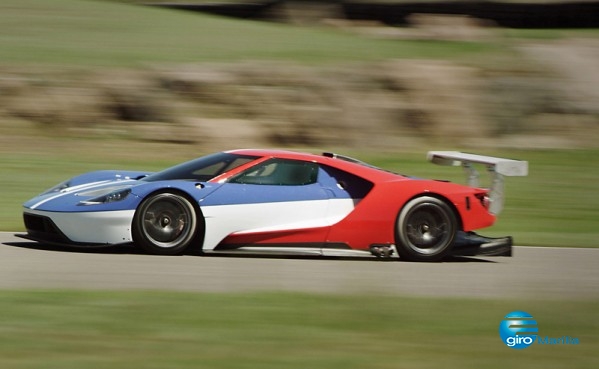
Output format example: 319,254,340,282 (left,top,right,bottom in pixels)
405,190,495,232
